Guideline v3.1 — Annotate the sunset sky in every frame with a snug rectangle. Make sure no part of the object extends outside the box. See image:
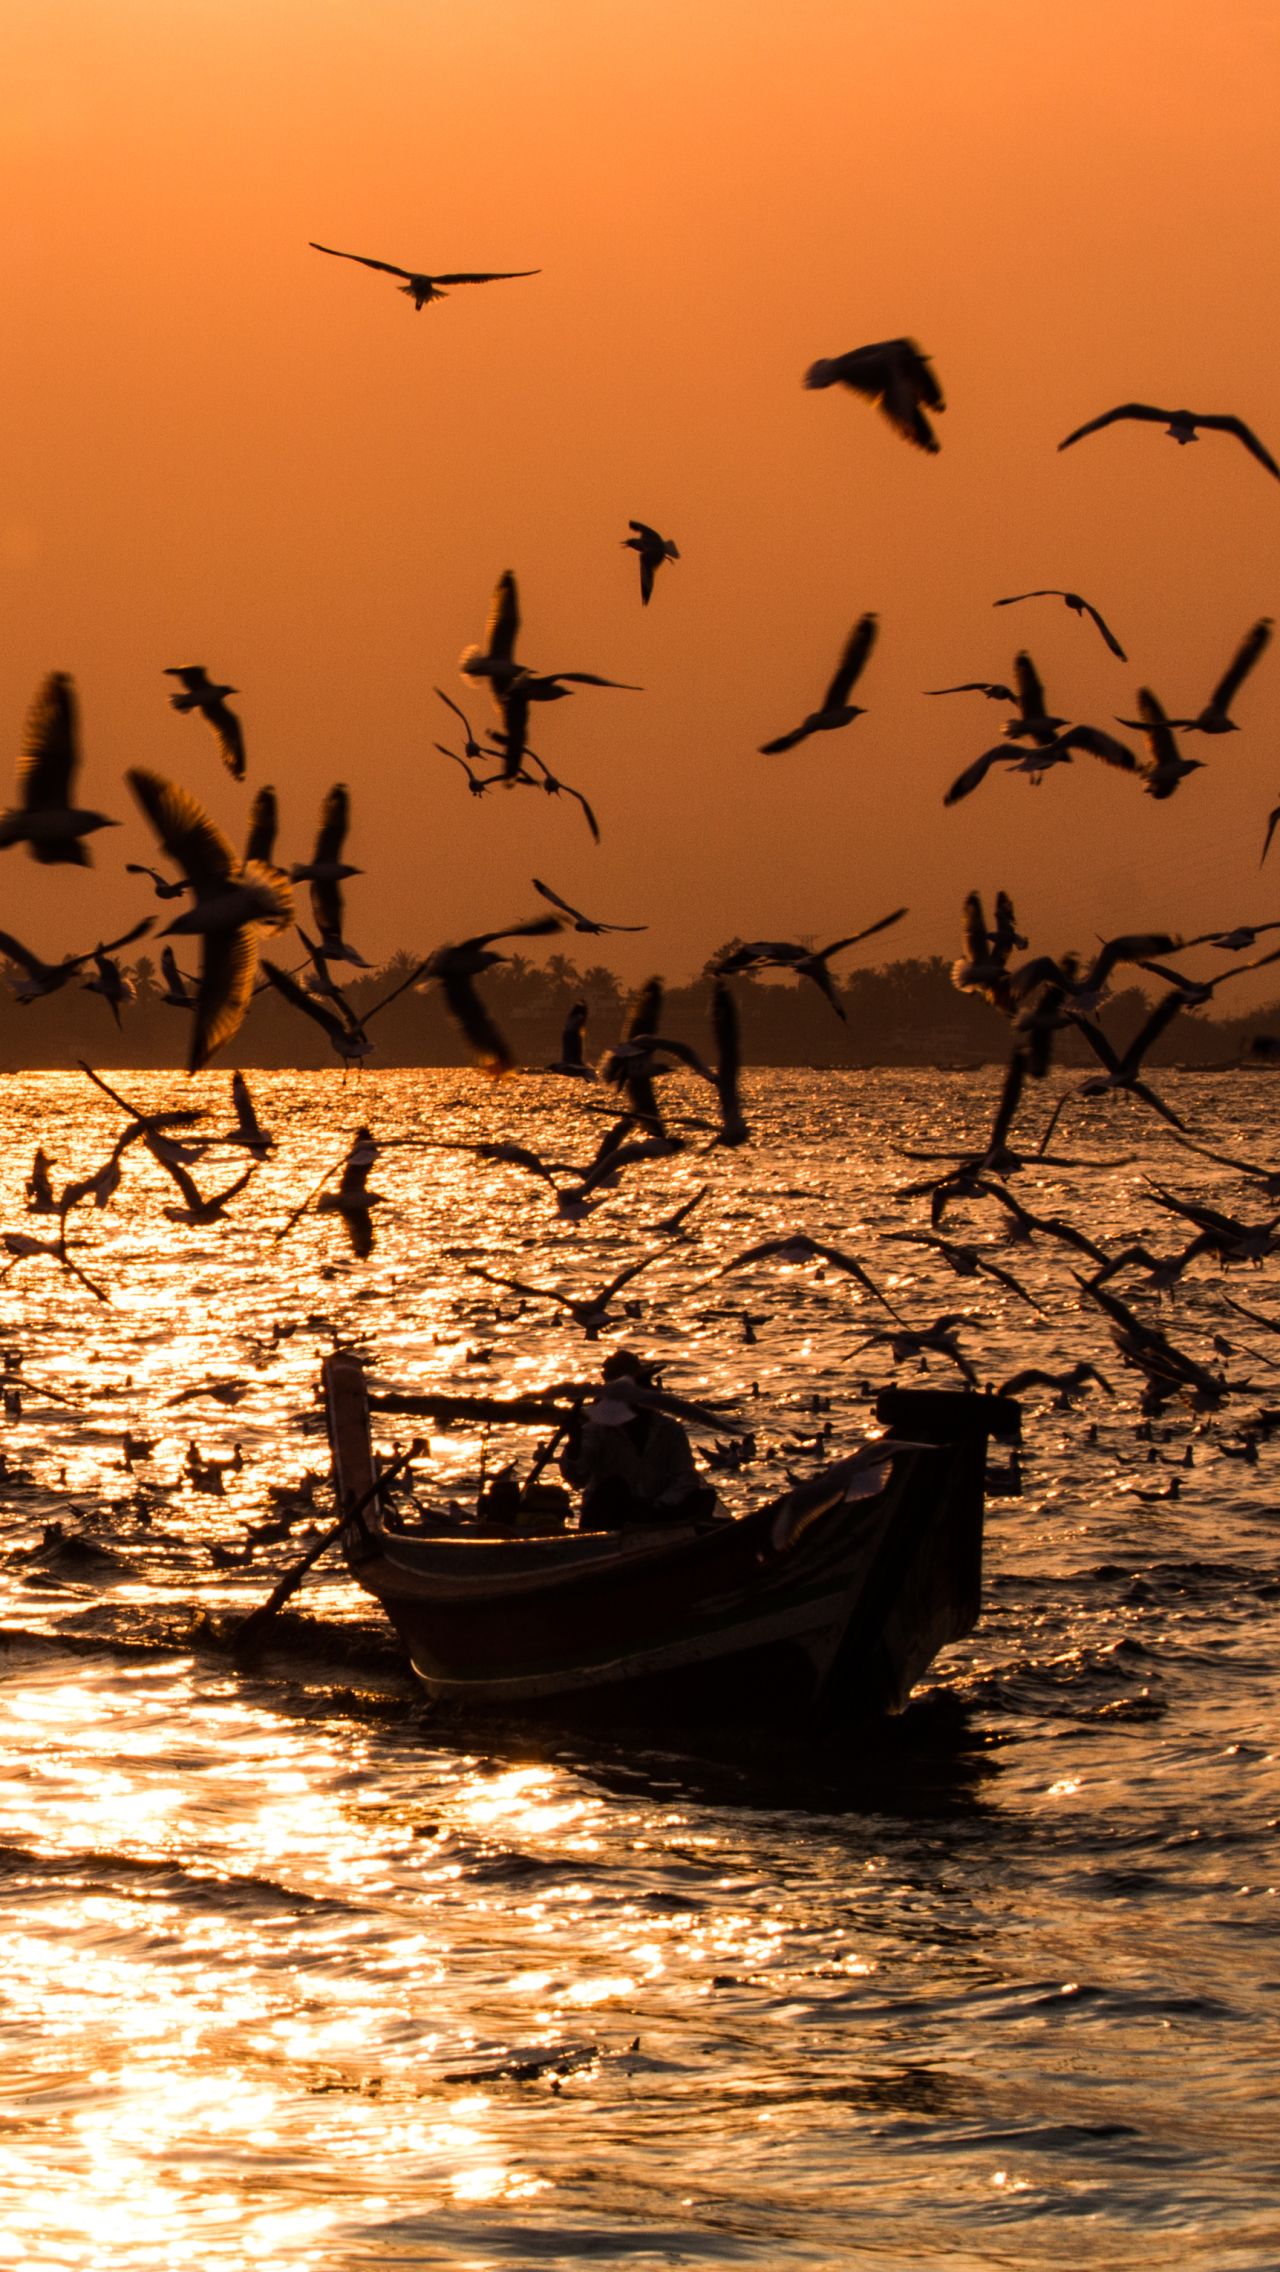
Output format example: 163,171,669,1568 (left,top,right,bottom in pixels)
3,0,1280,1000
